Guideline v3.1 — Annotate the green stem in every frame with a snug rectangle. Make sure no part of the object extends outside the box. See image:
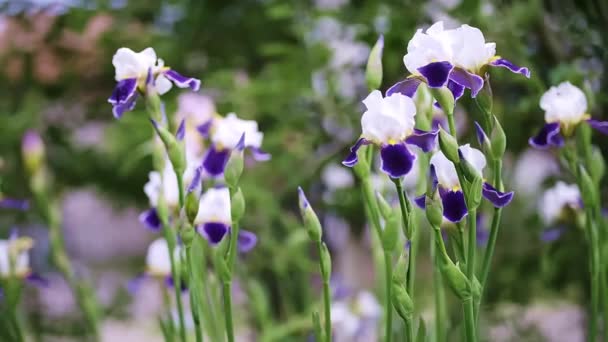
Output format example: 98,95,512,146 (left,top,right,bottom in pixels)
317,241,332,342
585,210,600,341
466,209,477,282
463,298,477,342
432,238,446,342
186,247,203,342
404,318,414,342
223,281,235,342
393,178,416,297
384,252,394,342
163,226,187,342
176,172,185,209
